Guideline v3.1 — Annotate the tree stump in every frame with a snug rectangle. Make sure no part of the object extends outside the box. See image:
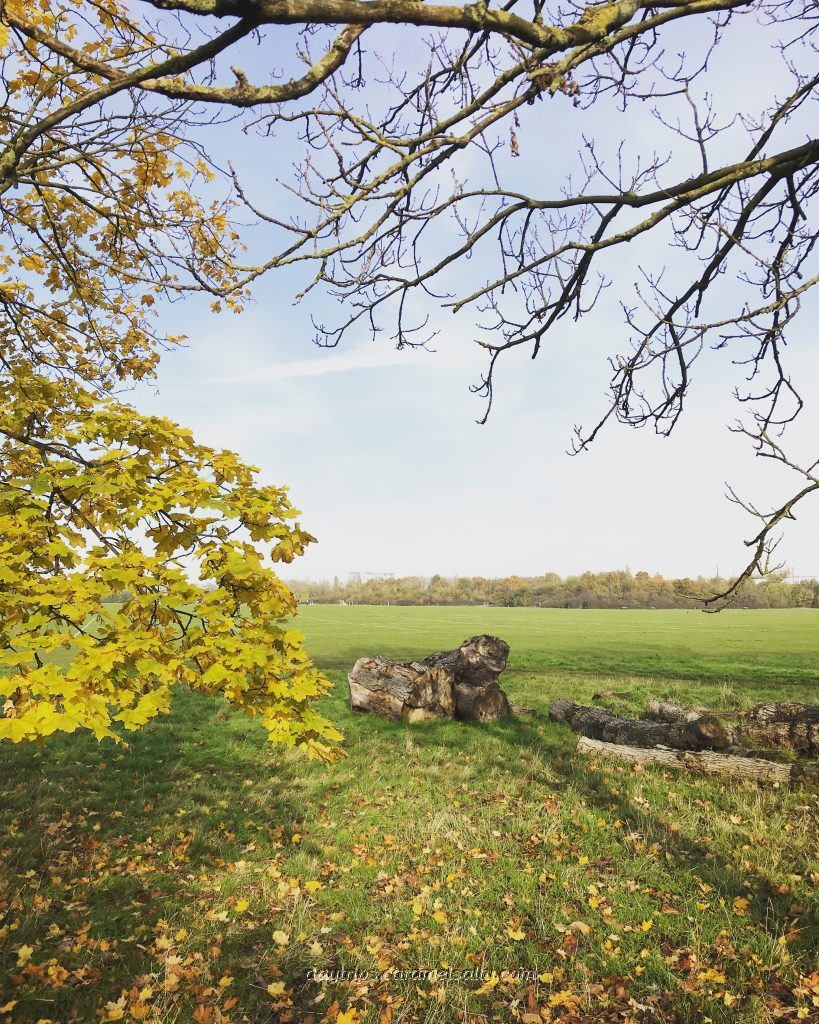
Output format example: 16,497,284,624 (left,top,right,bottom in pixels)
348,635,512,722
